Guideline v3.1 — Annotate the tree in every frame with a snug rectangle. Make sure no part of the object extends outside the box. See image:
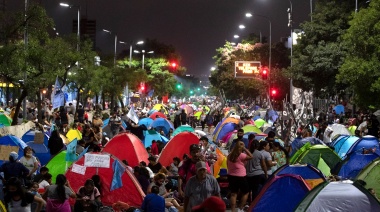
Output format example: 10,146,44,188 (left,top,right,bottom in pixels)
337,0,380,107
